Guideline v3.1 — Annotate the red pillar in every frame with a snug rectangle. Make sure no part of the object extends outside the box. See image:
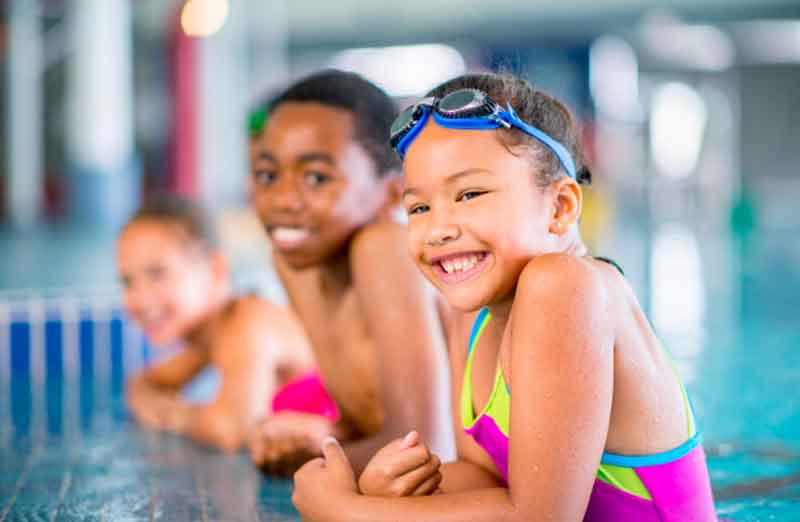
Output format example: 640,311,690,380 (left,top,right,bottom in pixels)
168,7,199,197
